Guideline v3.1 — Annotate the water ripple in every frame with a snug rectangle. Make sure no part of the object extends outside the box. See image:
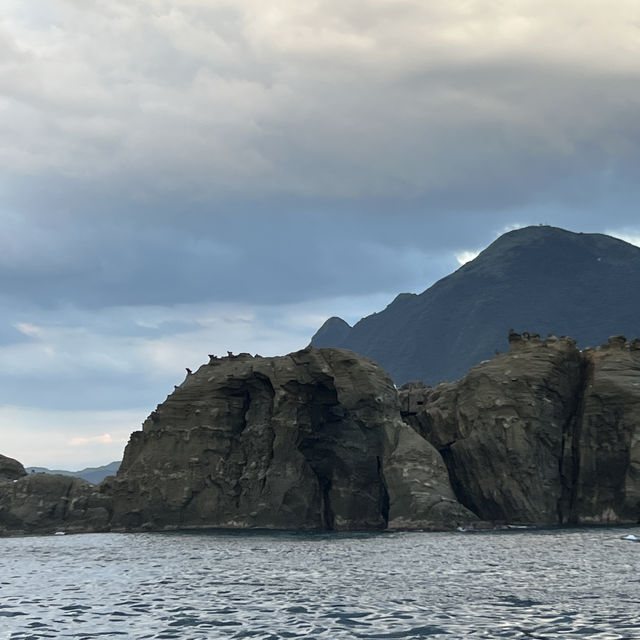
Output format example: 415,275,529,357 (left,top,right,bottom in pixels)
1,528,639,639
